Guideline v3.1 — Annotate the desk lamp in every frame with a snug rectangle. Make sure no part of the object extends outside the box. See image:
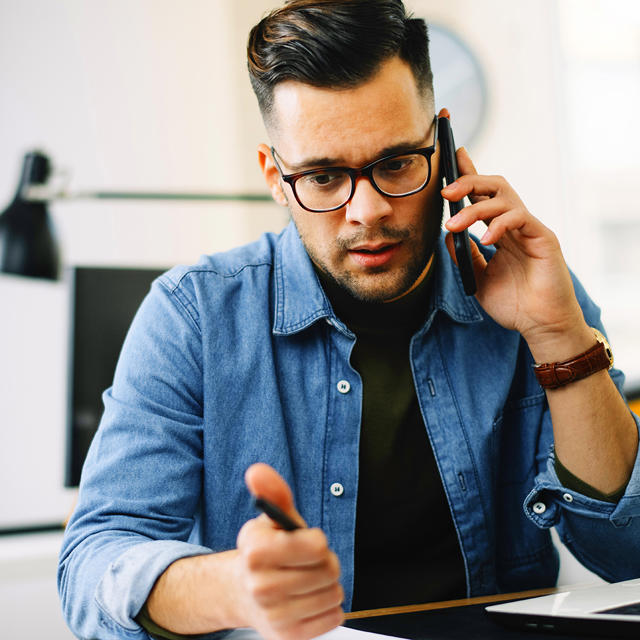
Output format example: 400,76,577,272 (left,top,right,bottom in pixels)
0,151,59,280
